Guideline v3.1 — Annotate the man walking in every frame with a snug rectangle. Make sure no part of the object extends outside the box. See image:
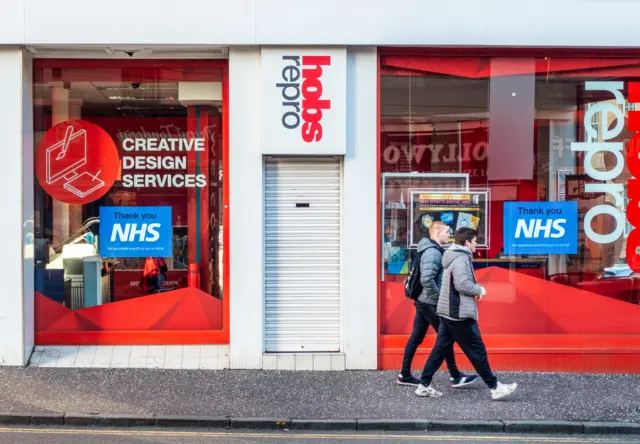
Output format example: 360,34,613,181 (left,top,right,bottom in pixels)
397,221,478,388
415,227,518,400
